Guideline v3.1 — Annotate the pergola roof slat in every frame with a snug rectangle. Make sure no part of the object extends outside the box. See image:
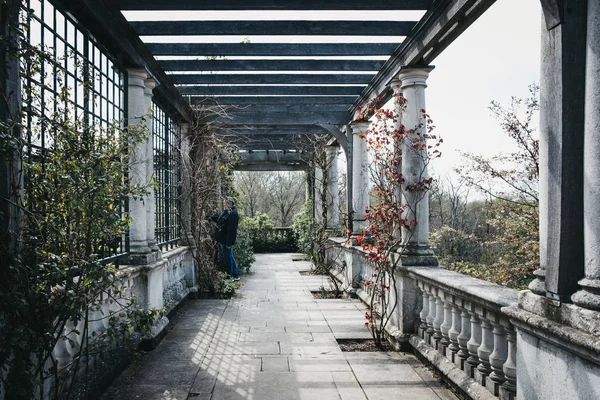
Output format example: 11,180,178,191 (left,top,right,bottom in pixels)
210,111,351,125
147,43,399,56
179,86,365,96
160,59,384,71
116,0,434,11
216,126,330,135
170,73,374,85
193,96,355,105
130,20,417,36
